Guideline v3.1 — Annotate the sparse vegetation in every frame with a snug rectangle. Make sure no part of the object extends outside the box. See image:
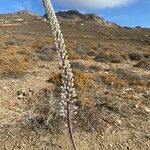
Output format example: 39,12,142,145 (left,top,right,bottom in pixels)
36,45,57,61
0,3,149,150
94,50,123,63
89,64,101,72
128,51,144,61
47,70,96,107
116,68,150,88
101,73,127,88
71,61,87,71
0,48,30,78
